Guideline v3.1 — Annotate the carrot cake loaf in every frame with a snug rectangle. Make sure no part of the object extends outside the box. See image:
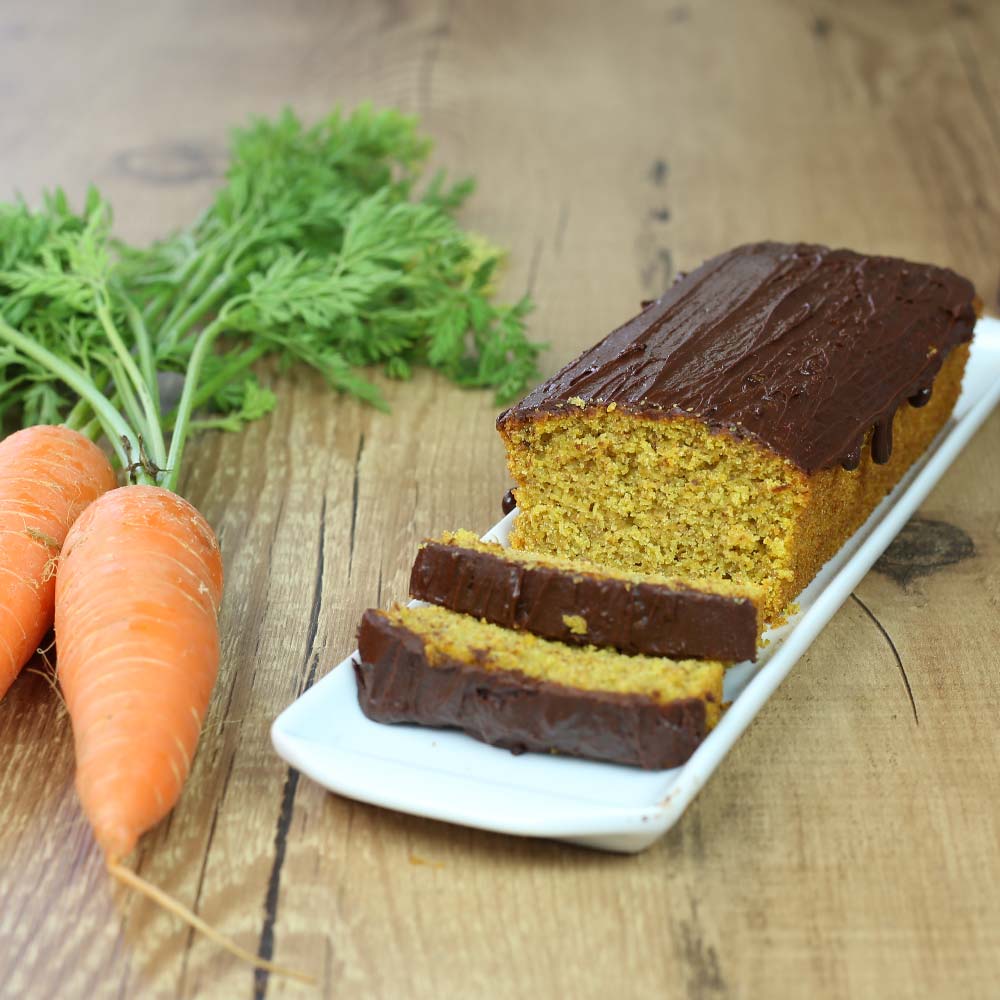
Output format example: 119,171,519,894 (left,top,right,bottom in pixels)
410,529,761,661
497,242,979,621
354,604,724,769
